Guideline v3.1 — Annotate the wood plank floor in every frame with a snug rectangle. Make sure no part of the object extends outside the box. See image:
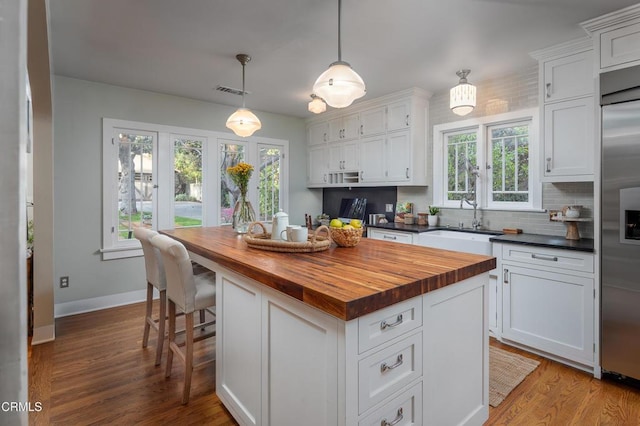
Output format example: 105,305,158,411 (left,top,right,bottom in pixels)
29,301,640,425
